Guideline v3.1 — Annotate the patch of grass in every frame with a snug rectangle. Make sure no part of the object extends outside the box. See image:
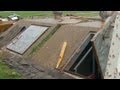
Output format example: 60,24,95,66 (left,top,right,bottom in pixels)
0,59,22,79
30,33,52,55
0,11,53,18
0,11,99,18
30,25,61,55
